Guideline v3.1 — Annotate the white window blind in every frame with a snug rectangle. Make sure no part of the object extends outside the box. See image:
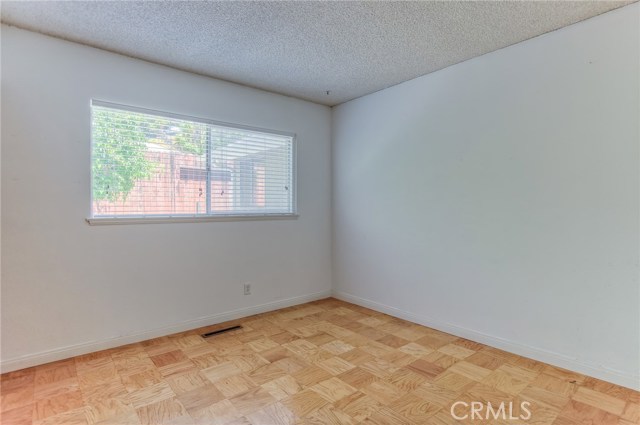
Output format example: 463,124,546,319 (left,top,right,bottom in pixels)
90,100,295,221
